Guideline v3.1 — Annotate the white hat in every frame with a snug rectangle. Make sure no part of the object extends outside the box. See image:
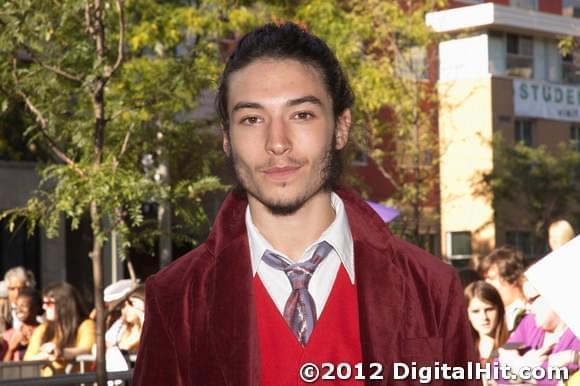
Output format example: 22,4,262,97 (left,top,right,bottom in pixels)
104,279,134,303
525,234,580,337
